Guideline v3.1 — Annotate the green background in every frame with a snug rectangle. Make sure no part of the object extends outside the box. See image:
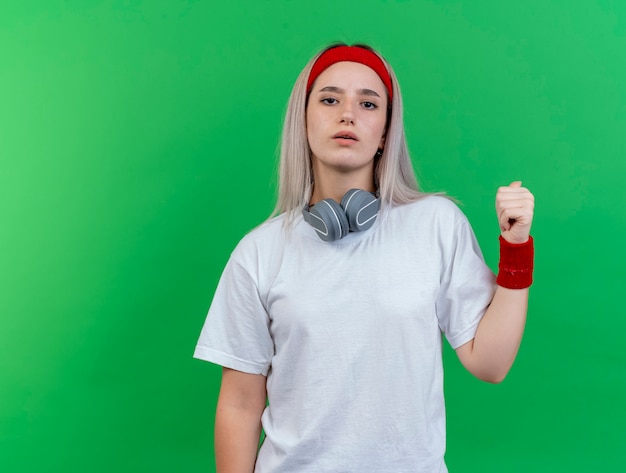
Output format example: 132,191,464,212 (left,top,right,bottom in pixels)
1,0,625,471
